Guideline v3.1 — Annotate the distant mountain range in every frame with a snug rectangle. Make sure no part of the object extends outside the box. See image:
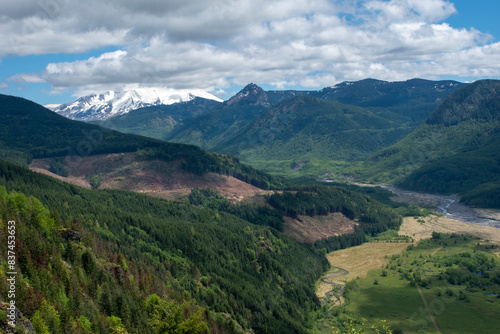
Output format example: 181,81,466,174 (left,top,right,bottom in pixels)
43,78,500,209
363,80,500,208
166,79,466,176
84,79,464,178
48,88,223,121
